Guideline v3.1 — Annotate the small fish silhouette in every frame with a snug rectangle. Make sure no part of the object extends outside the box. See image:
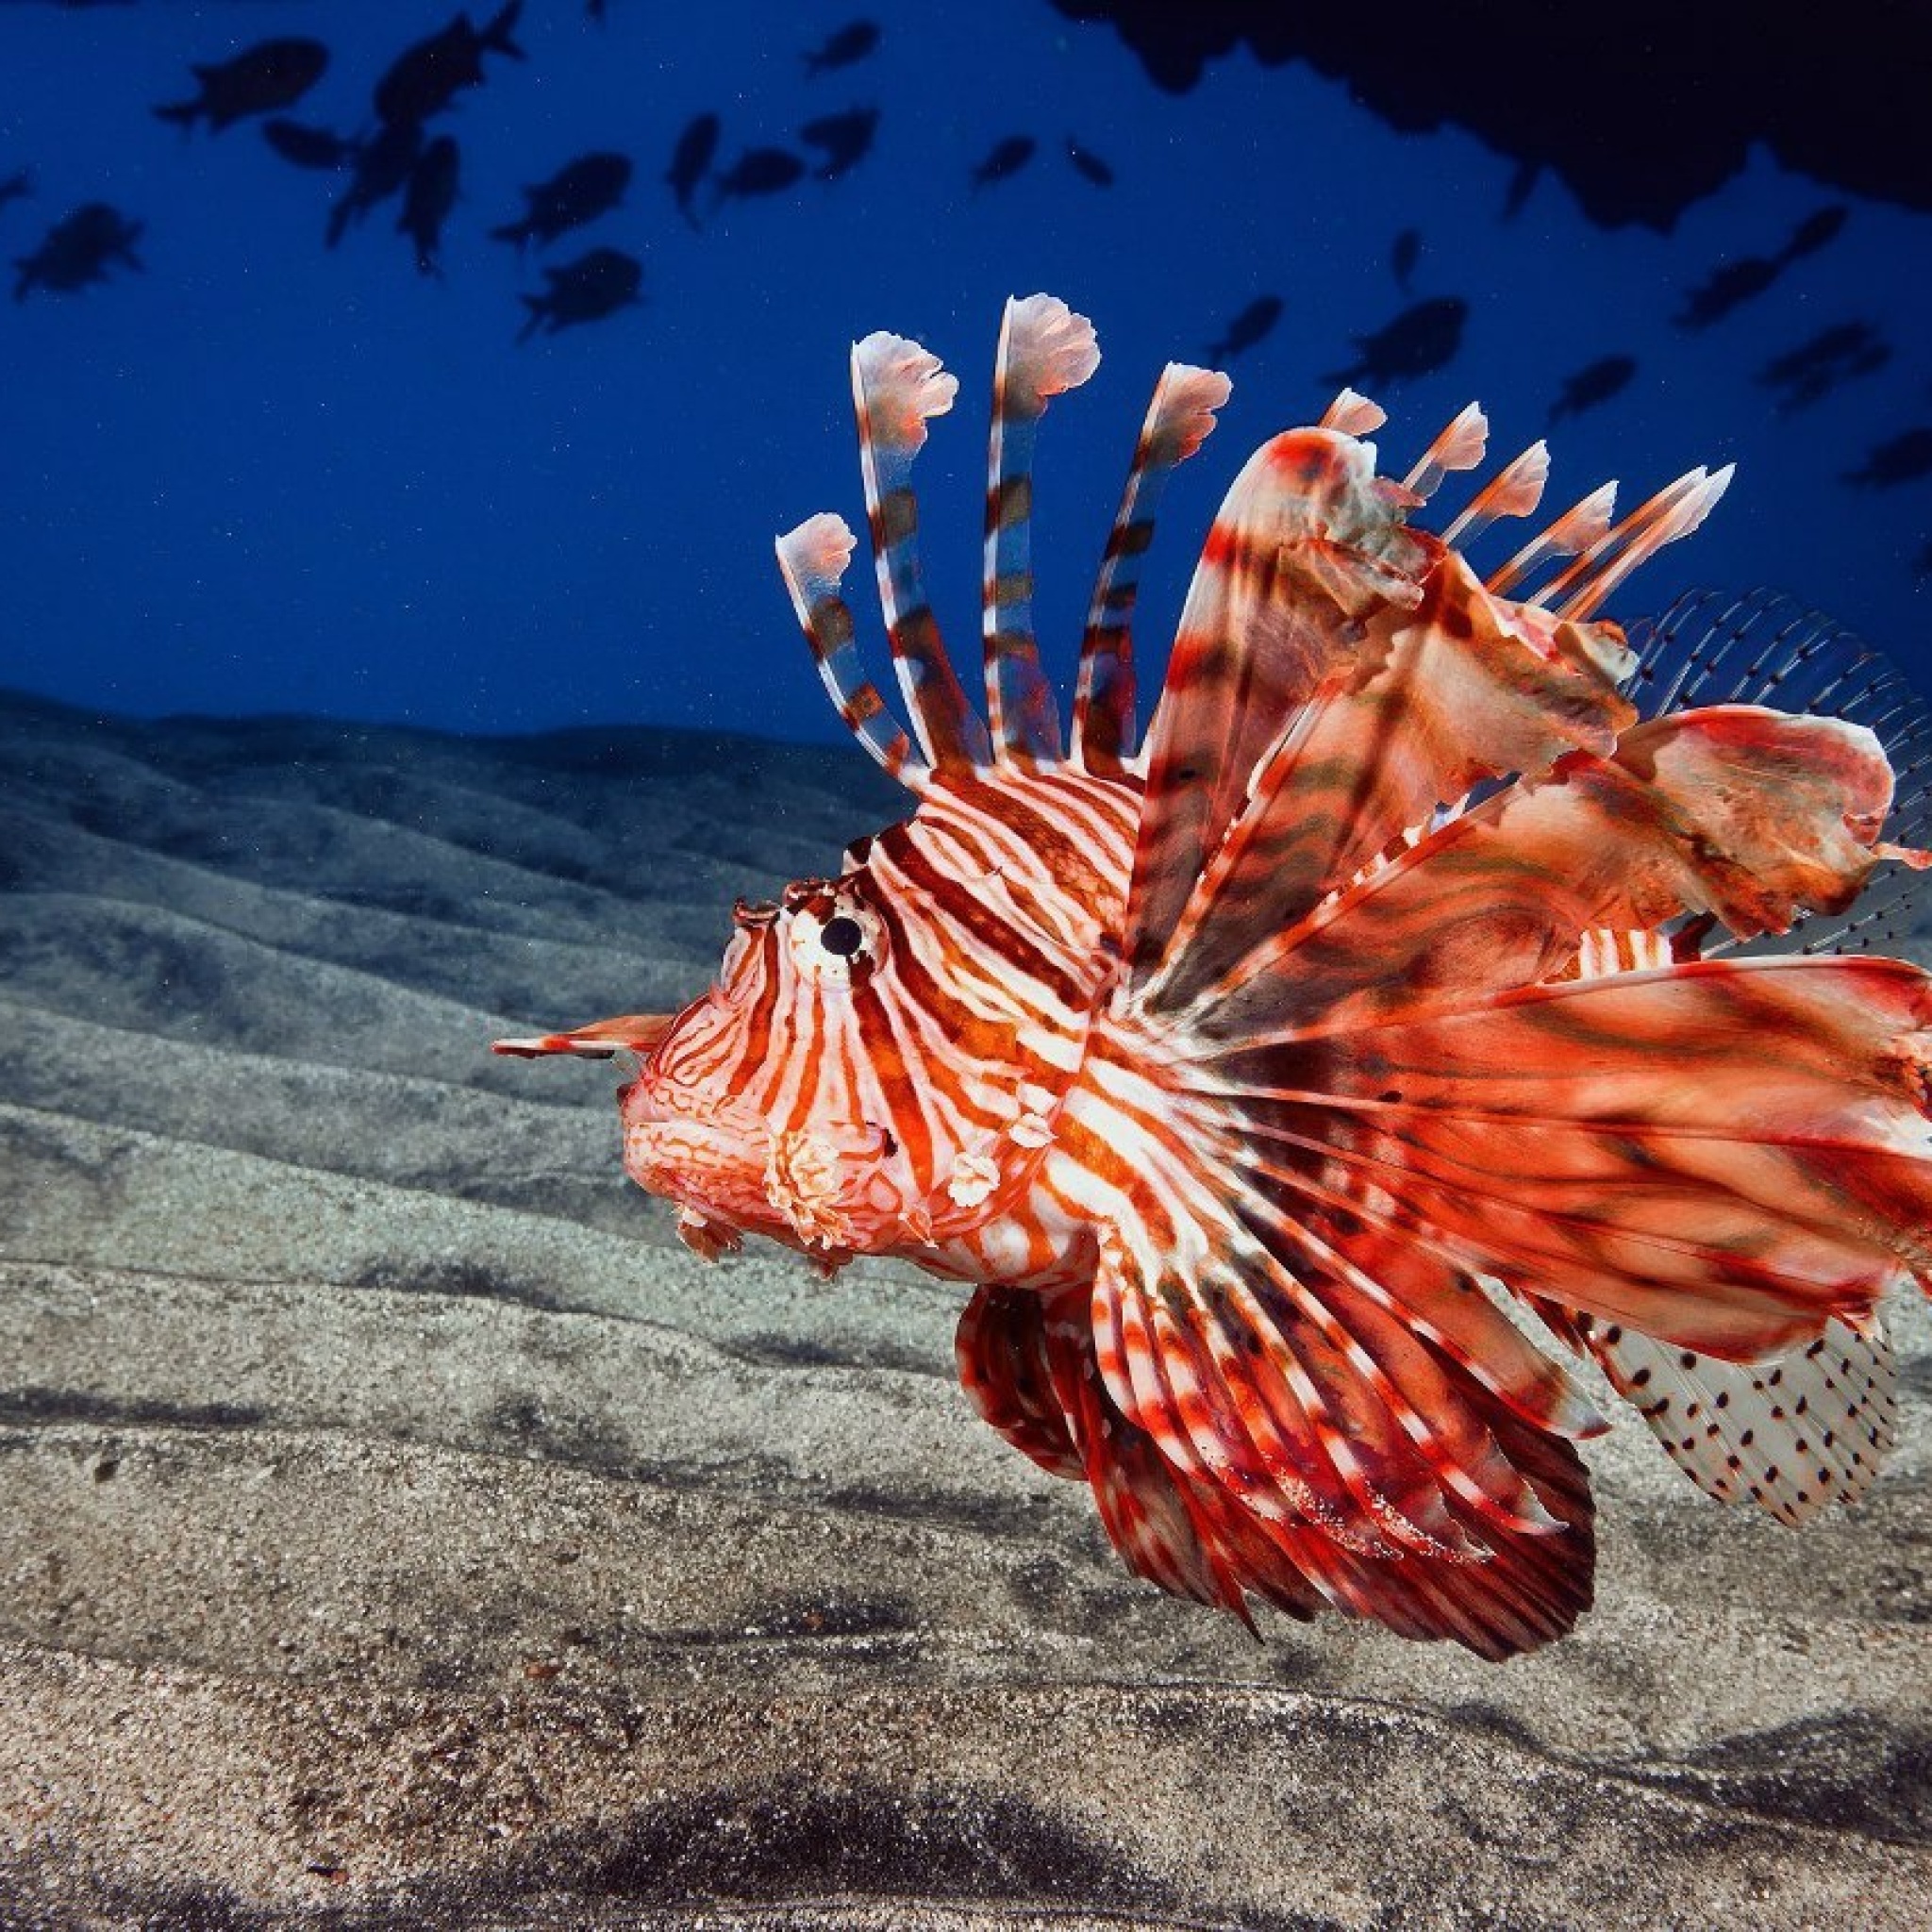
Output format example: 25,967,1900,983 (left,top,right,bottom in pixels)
399,135,460,276
1205,294,1282,363
799,108,878,183
154,38,328,135
517,245,641,341
262,120,358,171
805,20,880,76
1674,255,1782,331
1324,295,1468,390
14,202,142,300
326,121,423,249
0,167,32,216
1779,205,1849,265
1066,139,1114,188
1844,427,1932,491
375,2,525,128
665,112,721,229
1391,227,1421,291
491,151,631,250
1914,539,1932,581
971,135,1036,191
1757,321,1890,415
712,146,807,208
1548,354,1637,426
